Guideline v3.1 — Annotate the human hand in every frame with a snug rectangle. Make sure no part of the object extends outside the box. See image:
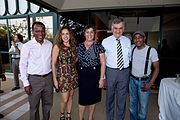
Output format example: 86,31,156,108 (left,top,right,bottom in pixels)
53,79,59,93
99,79,105,88
24,85,32,95
141,82,153,92
53,79,59,89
